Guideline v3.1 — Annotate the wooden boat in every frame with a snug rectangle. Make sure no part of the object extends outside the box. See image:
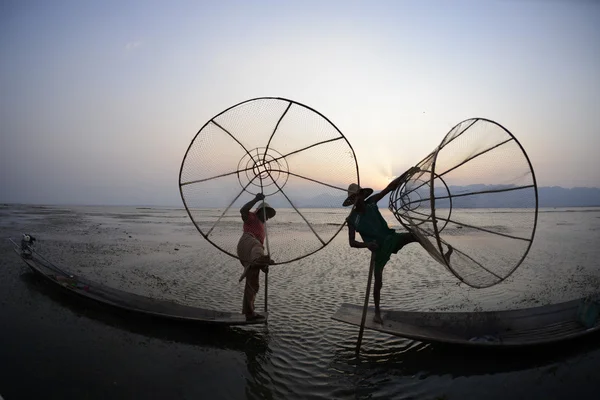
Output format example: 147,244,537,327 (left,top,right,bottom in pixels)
332,298,600,347
12,239,267,326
